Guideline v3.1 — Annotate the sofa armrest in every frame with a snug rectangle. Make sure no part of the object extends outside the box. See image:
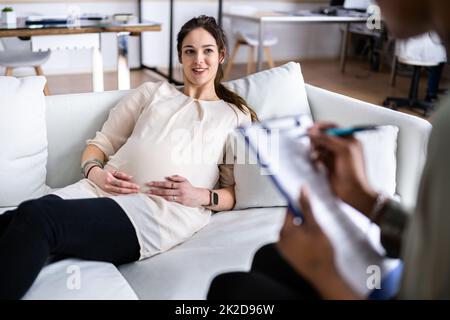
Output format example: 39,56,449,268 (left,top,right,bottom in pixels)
305,84,432,209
